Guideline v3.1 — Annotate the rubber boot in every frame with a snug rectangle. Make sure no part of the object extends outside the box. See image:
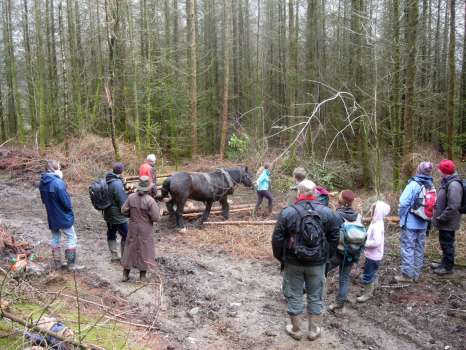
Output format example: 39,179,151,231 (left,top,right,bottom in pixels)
122,269,130,282
107,240,120,262
140,270,148,282
357,283,375,303
64,249,84,272
266,203,273,217
328,301,344,312
51,247,64,270
285,315,303,340
307,314,322,341
120,240,126,260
